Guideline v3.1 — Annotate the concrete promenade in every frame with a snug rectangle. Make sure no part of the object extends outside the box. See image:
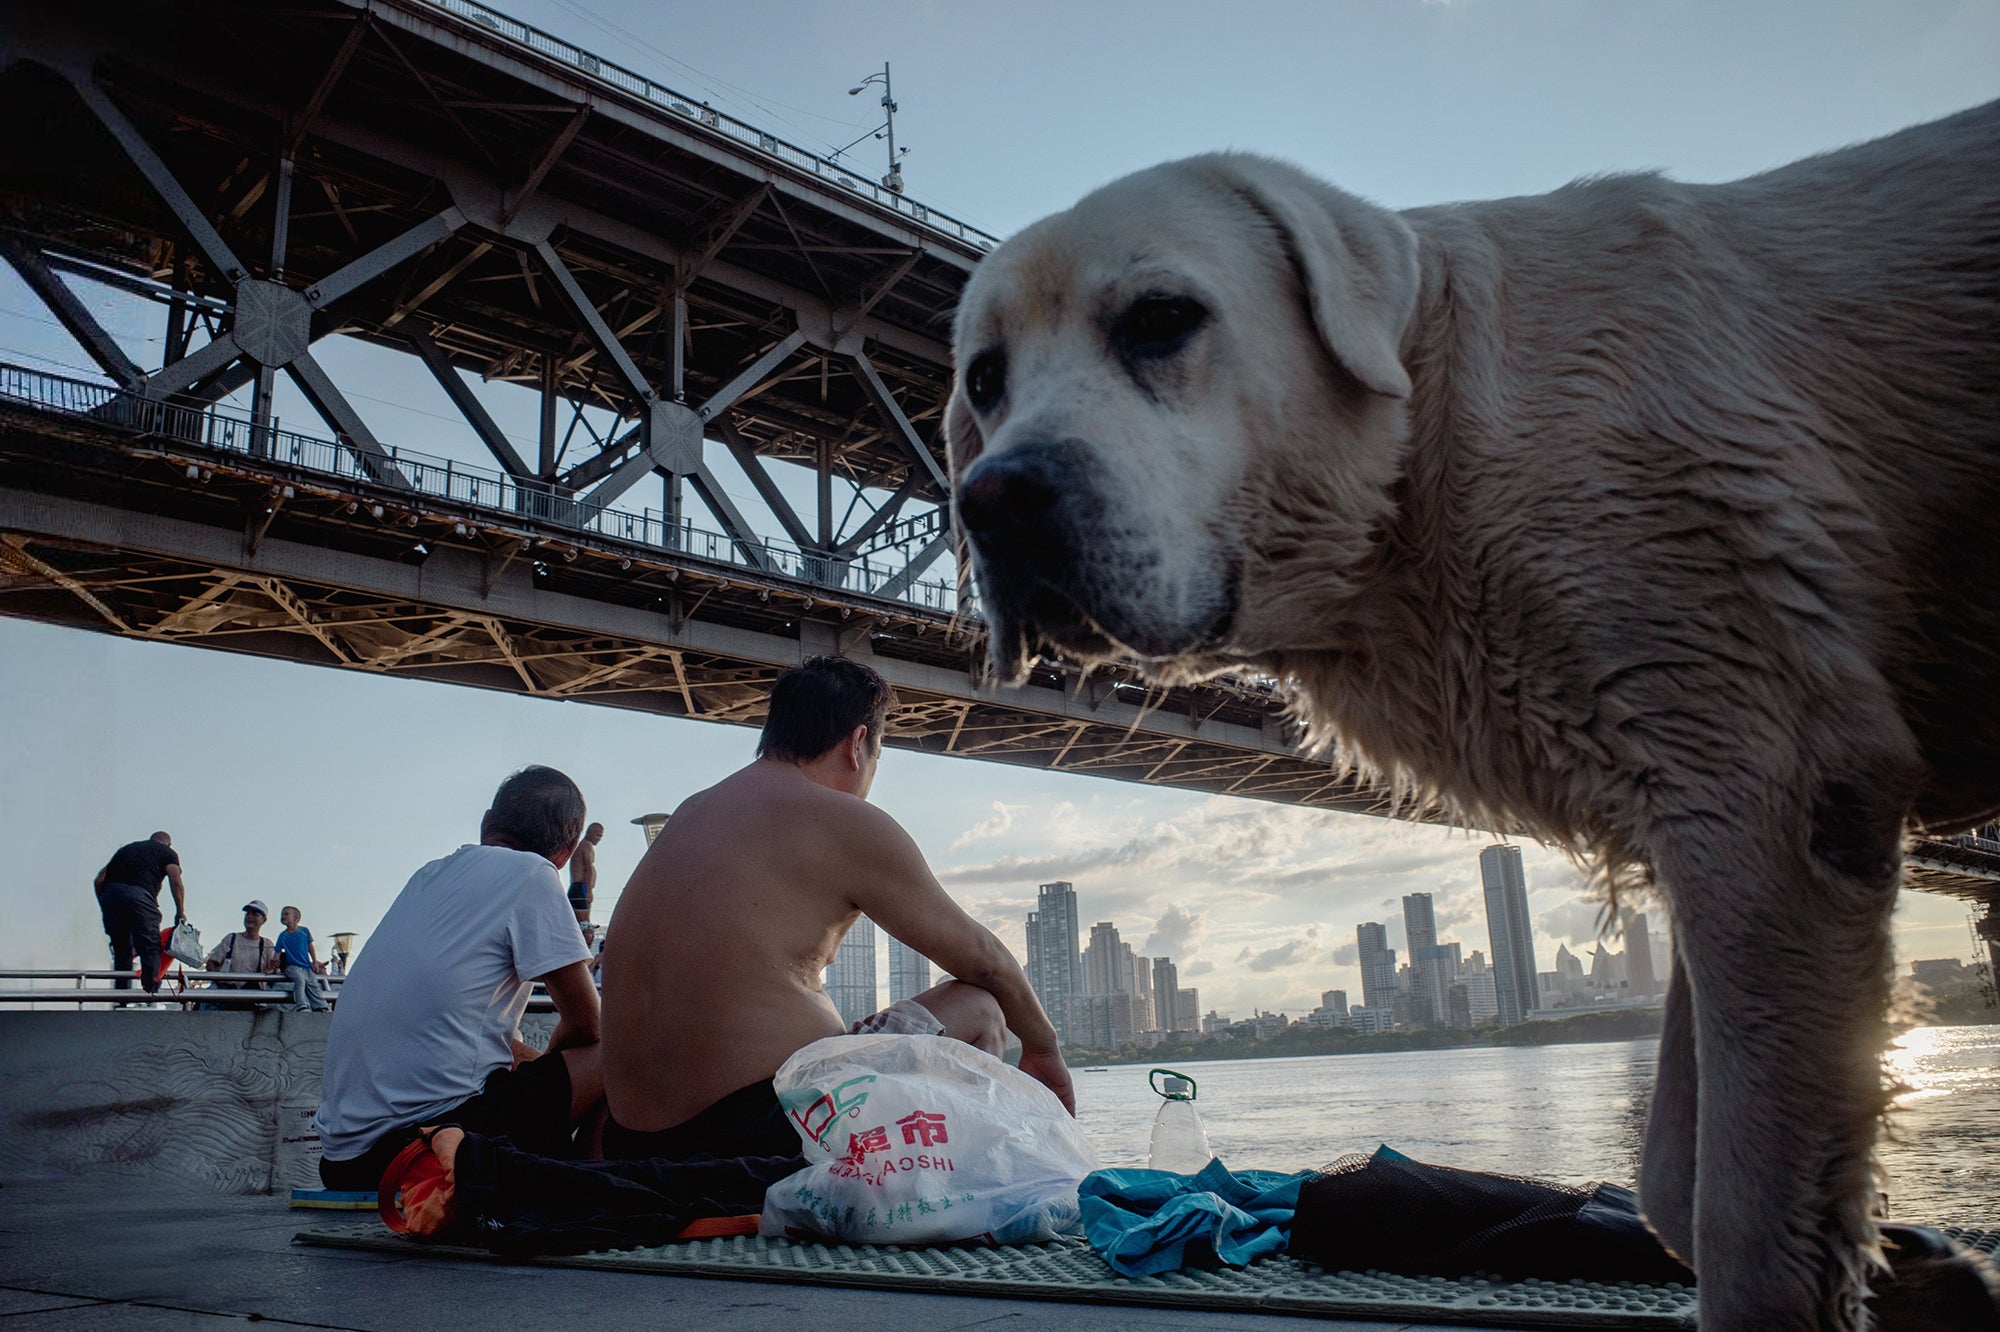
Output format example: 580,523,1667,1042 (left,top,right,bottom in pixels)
0,1177,1512,1332
0,1011,1519,1331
